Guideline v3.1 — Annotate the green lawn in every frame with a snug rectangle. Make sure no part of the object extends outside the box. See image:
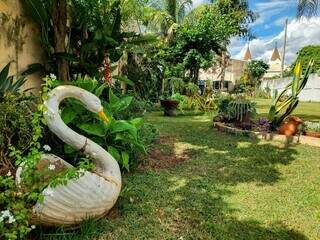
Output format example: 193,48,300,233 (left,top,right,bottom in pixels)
38,109,320,240
255,99,320,122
